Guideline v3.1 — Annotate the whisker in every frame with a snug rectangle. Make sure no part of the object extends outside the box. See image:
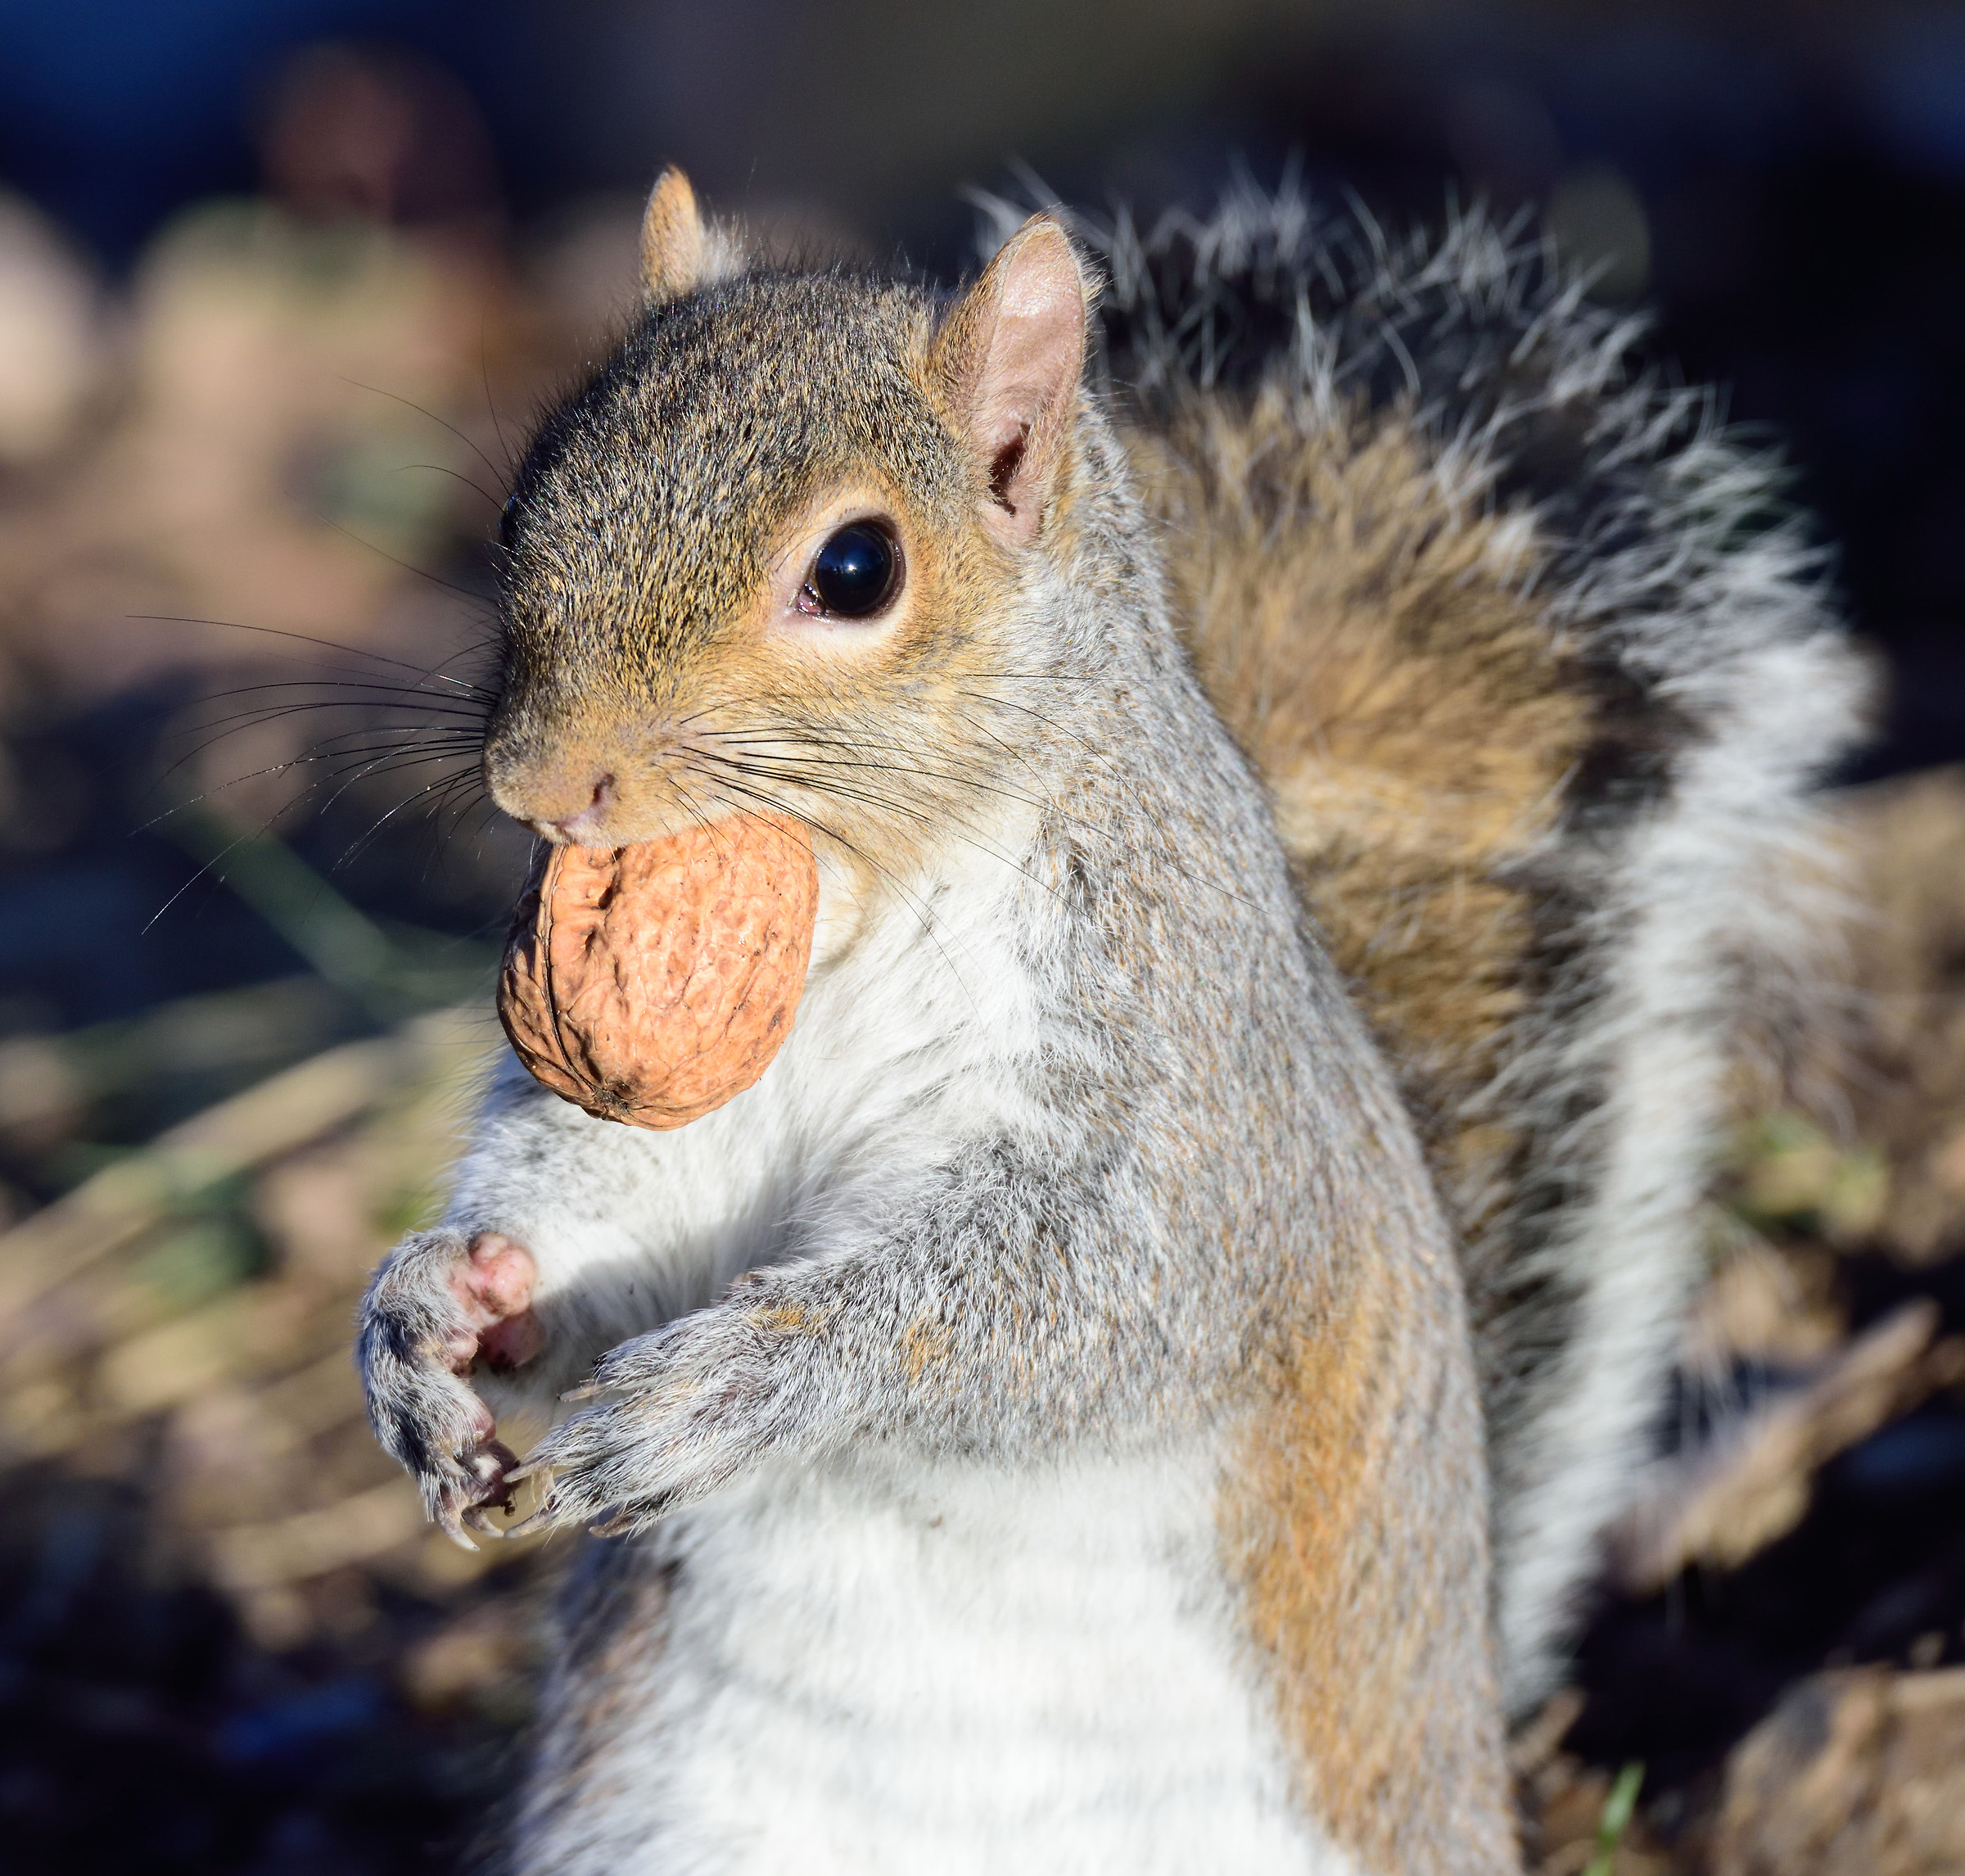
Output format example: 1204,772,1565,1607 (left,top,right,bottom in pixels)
956,687,1102,754
481,348,514,480
180,678,492,713
399,461,506,510
129,614,496,694
164,704,485,761
147,721,481,803
696,728,1253,912
315,514,497,609
710,745,1062,823
692,768,982,1019
699,751,1065,911
701,738,1063,835
165,700,486,757
339,375,513,488
335,766,495,871
136,742,481,831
